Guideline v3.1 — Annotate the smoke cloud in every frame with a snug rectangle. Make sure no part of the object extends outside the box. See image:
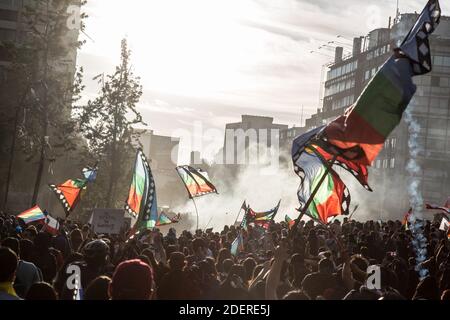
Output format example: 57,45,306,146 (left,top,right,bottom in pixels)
404,107,429,279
